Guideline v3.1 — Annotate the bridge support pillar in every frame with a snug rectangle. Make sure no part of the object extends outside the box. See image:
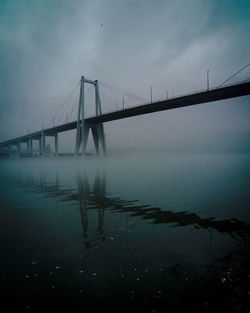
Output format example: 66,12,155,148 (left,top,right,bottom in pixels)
29,137,33,154
55,134,58,156
39,138,42,156
42,131,45,156
17,141,21,156
39,131,46,157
